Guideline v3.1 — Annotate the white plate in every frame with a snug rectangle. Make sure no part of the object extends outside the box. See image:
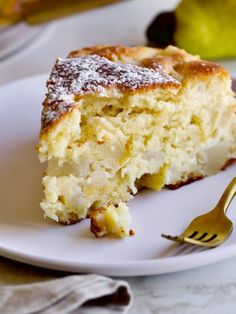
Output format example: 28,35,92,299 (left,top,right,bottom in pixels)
0,75,236,277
